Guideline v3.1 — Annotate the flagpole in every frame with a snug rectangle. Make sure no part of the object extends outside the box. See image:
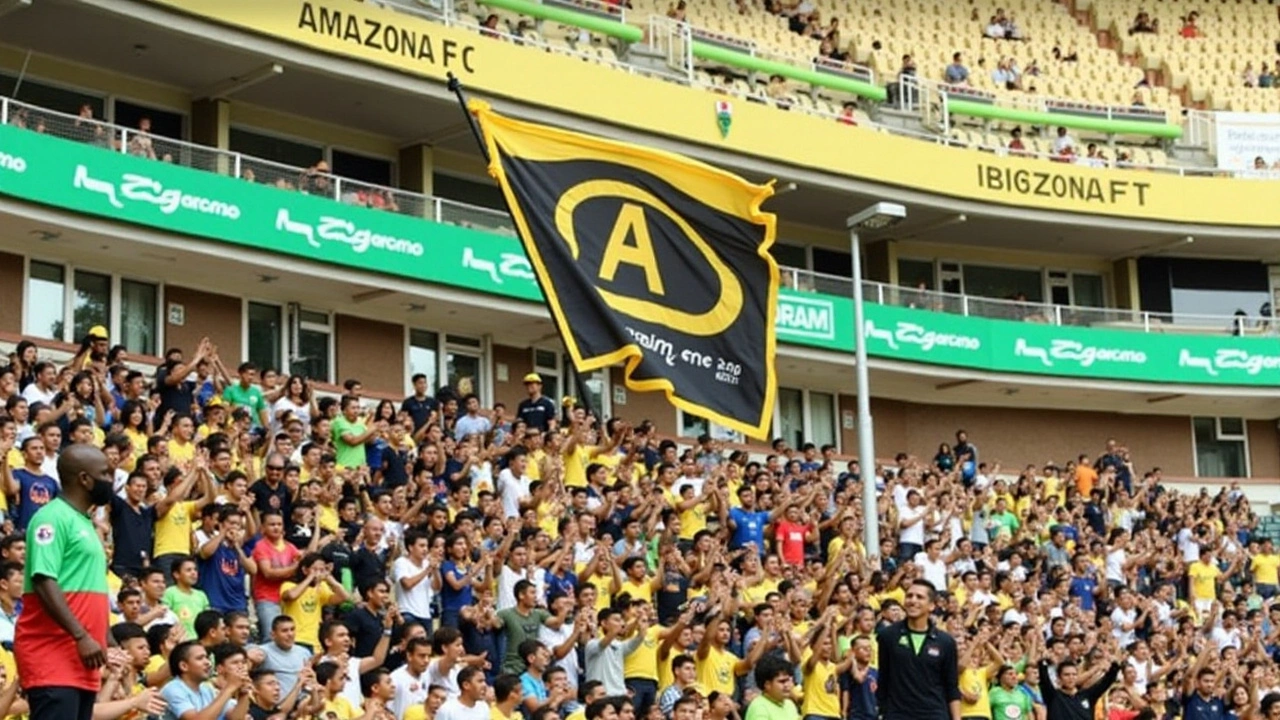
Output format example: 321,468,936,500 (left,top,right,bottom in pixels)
446,72,491,164
443,73,600,427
